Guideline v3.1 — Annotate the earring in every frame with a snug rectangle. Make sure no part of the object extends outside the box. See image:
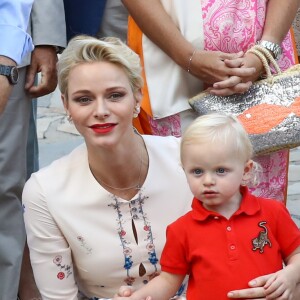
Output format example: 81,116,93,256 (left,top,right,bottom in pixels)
67,114,73,123
133,105,140,118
